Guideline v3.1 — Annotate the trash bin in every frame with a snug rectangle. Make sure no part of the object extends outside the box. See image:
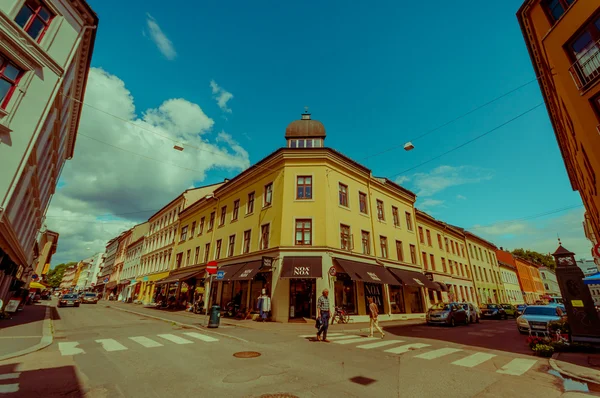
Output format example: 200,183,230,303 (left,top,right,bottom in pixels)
208,305,220,328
